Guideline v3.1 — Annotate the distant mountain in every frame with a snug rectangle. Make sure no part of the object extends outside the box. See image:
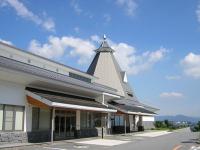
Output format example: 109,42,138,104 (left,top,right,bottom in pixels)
155,115,200,123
